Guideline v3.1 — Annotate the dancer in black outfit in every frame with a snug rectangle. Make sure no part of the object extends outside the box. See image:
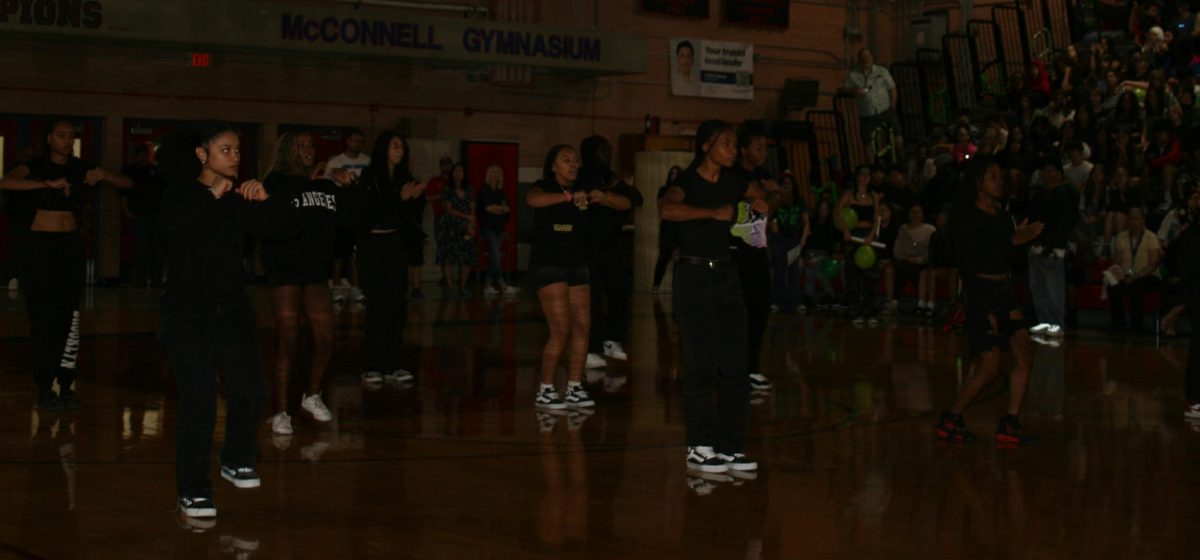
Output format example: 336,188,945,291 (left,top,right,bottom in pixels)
935,158,1044,445
528,145,598,411
661,120,772,475
651,165,683,293
0,118,131,410
577,135,639,369
727,130,781,392
354,132,425,386
261,131,355,435
156,121,300,518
